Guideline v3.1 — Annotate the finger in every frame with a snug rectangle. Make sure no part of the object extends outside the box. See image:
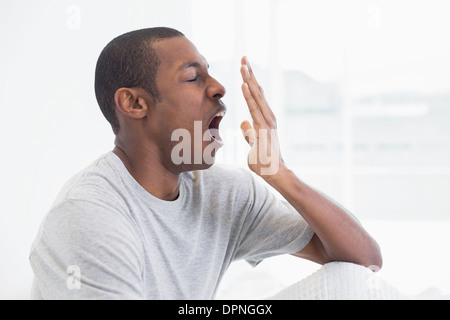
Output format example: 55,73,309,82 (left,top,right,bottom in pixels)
240,65,271,117
243,58,276,121
240,60,277,127
240,62,265,106
241,82,265,127
241,65,276,128
240,120,256,147
241,57,267,106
